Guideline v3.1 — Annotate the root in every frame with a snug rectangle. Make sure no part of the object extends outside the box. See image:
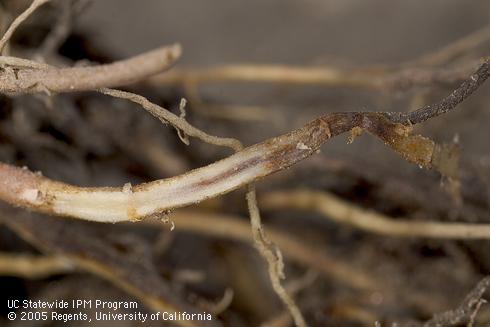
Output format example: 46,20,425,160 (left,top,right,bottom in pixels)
261,190,490,239
0,44,182,95
0,0,51,54
246,186,307,327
